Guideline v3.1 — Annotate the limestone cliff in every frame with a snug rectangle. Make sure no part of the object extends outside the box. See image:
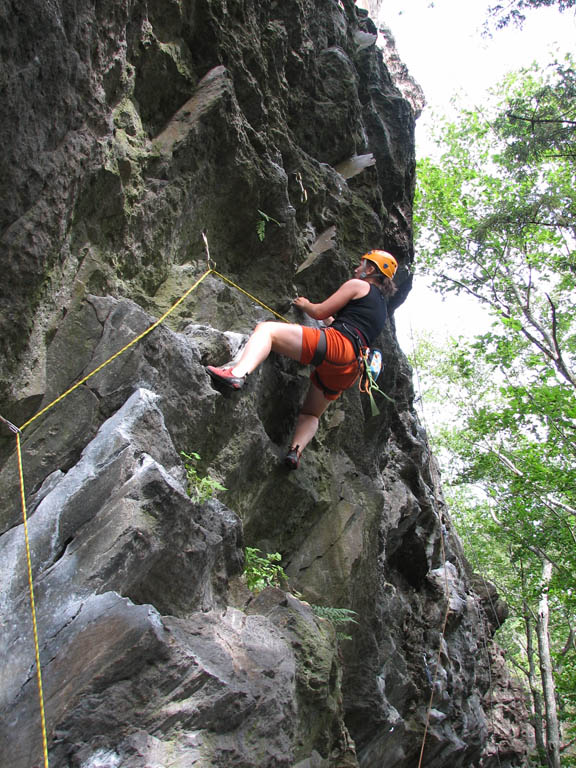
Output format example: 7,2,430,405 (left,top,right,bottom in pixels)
0,1,530,767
